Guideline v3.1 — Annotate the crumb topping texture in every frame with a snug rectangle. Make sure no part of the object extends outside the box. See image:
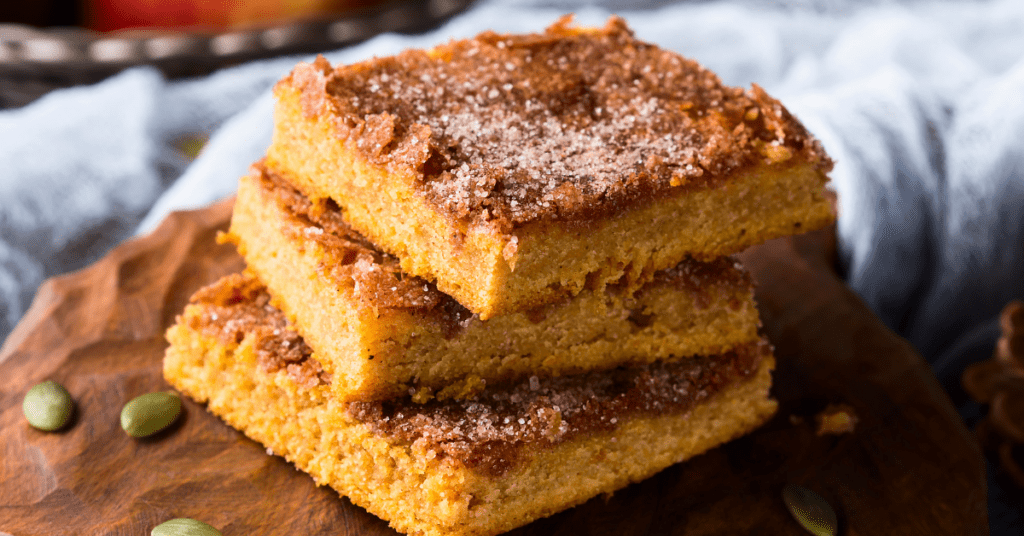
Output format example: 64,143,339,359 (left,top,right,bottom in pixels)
286,15,832,231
